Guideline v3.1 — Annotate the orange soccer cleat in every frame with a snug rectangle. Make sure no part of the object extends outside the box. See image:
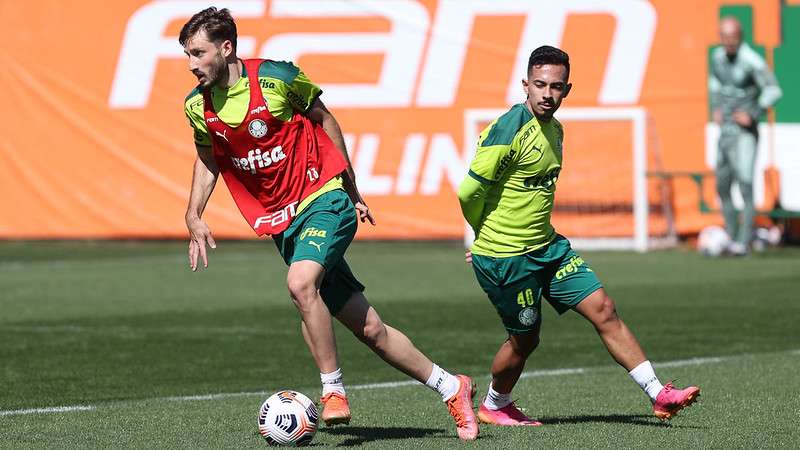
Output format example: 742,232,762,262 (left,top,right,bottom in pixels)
445,375,479,441
320,392,351,426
